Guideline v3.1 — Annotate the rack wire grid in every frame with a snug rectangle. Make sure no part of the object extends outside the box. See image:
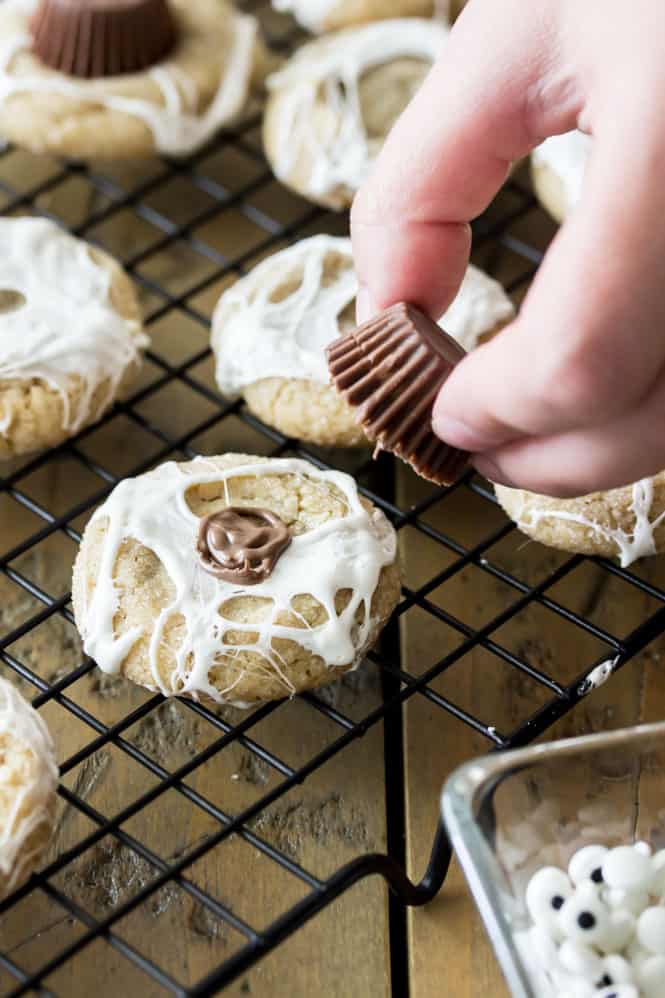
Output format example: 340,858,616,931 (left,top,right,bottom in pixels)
2,3,665,996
